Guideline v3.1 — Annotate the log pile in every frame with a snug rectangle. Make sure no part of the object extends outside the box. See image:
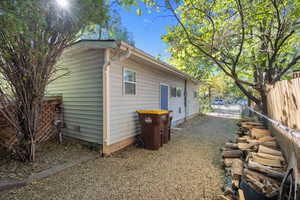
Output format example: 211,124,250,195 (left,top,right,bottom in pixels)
219,118,287,200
